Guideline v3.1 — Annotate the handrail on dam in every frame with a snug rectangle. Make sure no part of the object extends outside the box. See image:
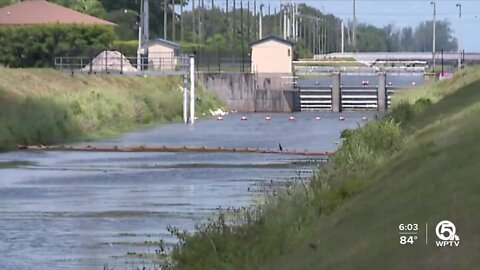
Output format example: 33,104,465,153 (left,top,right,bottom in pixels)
17,145,335,157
